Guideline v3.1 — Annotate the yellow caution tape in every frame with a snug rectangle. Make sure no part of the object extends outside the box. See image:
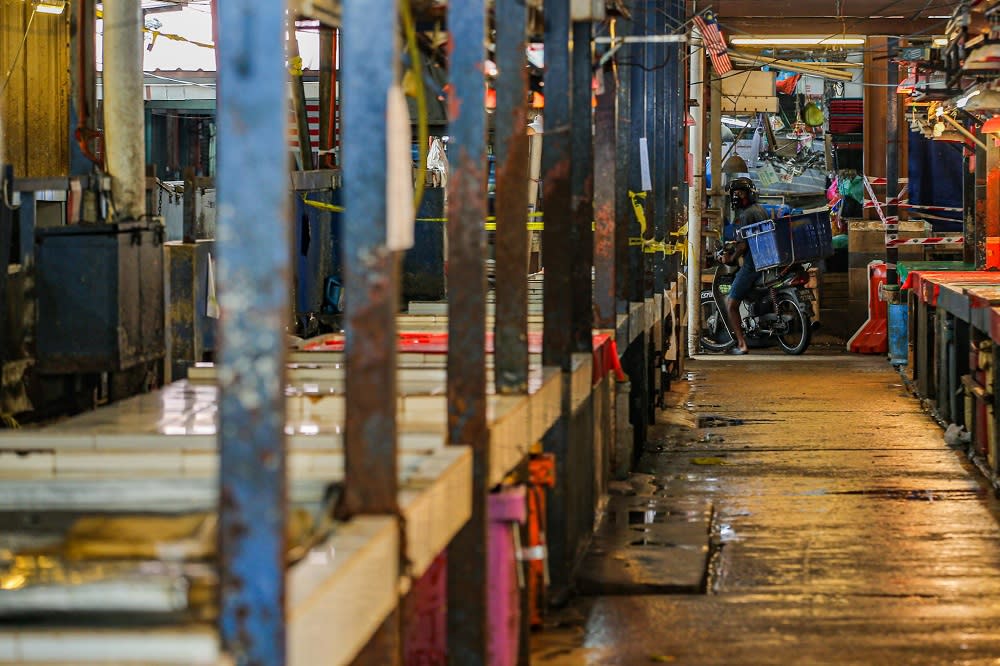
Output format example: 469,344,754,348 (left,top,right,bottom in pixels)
96,9,215,50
